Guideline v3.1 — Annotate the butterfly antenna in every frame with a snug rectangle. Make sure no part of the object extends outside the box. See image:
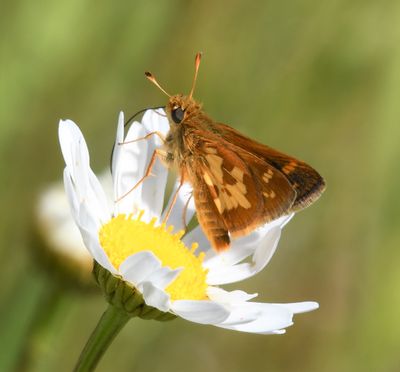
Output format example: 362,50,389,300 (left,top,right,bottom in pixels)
189,52,202,99
145,72,171,97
